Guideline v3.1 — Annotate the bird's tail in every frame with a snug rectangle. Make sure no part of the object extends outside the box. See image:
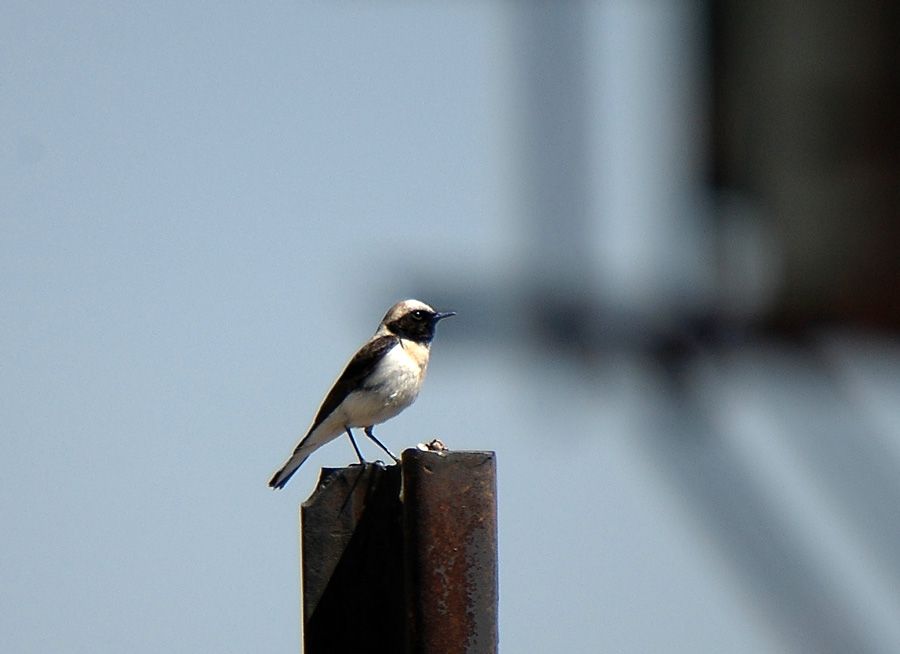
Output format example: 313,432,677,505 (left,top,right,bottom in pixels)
268,452,309,489
269,421,342,489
